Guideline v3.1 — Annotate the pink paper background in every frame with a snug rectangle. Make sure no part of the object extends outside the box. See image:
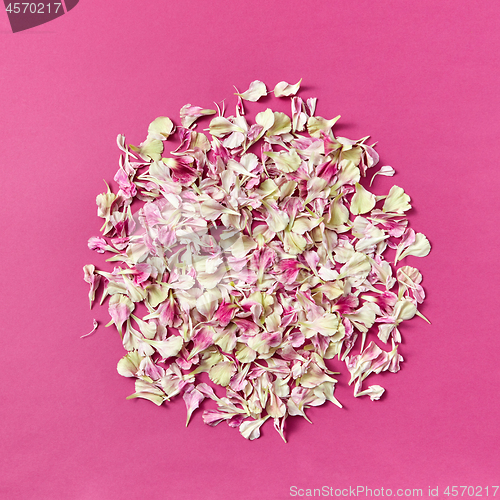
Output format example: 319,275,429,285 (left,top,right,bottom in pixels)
1,1,499,499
